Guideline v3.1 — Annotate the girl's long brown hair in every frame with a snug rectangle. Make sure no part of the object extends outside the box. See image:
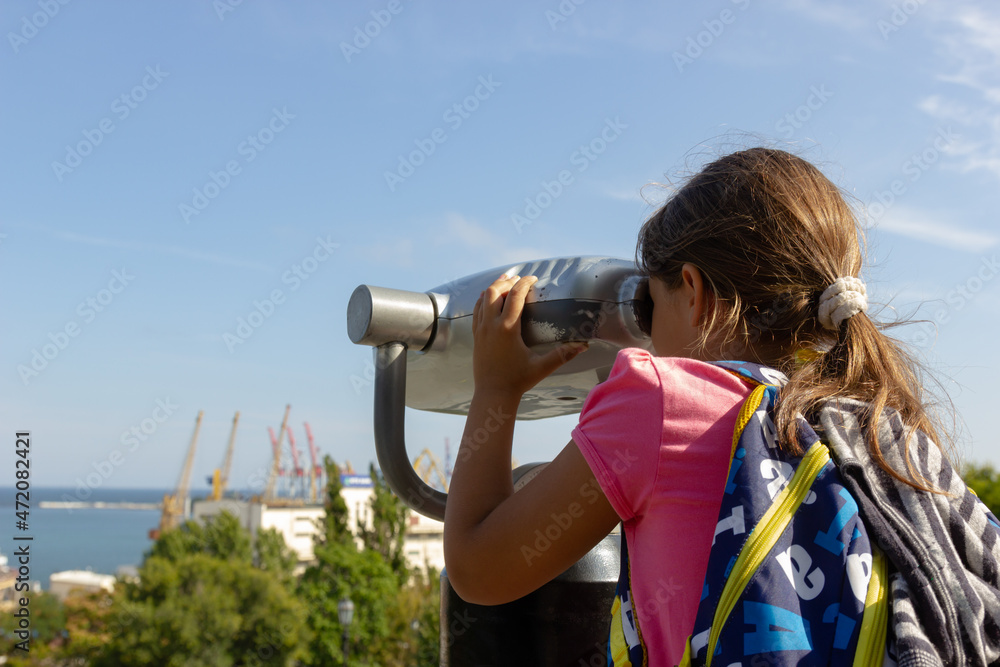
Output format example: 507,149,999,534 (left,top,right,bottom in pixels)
637,147,946,491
